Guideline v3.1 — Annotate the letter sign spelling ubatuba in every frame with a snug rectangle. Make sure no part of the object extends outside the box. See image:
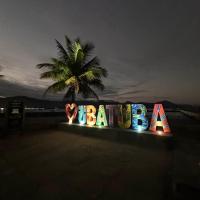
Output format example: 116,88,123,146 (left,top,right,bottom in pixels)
106,105,116,127
96,105,108,127
65,103,78,124
65,102,171,136
117,104,131,129
78,105,86,125
86,105,96,126
132,104,148,131
149,104,171,134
